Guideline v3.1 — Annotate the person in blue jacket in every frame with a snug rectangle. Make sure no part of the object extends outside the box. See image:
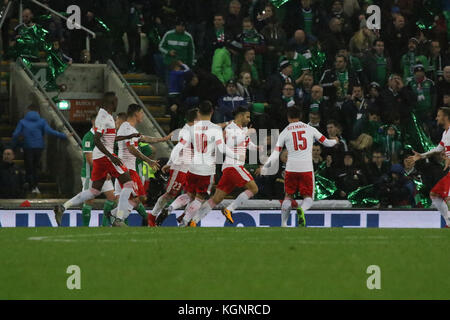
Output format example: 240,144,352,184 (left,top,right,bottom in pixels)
11,104,70,194
214,79,247,123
